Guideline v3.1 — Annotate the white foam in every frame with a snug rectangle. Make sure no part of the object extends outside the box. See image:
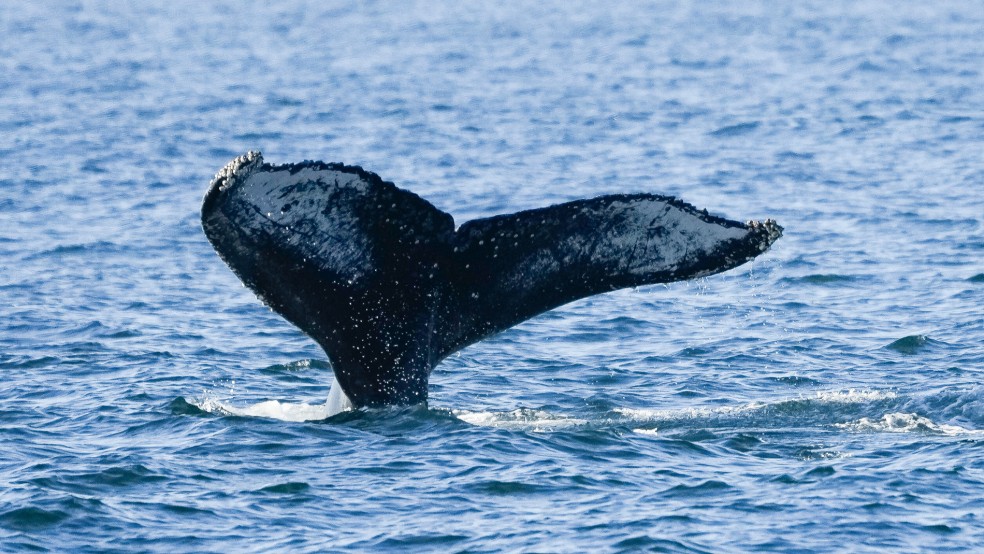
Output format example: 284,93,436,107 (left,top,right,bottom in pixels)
812,389,898,403
835,413,984,436
192,382,353,422
227,399,333,422
454,408,587,431
614,402,766,421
